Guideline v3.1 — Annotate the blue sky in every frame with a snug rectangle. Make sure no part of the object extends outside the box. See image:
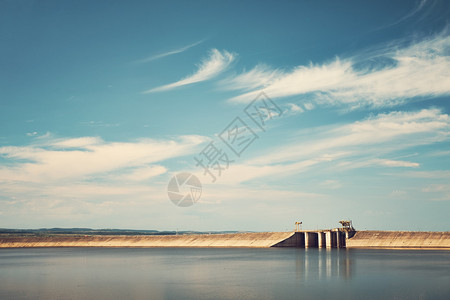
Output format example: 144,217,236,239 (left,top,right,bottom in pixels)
0,0,449,231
